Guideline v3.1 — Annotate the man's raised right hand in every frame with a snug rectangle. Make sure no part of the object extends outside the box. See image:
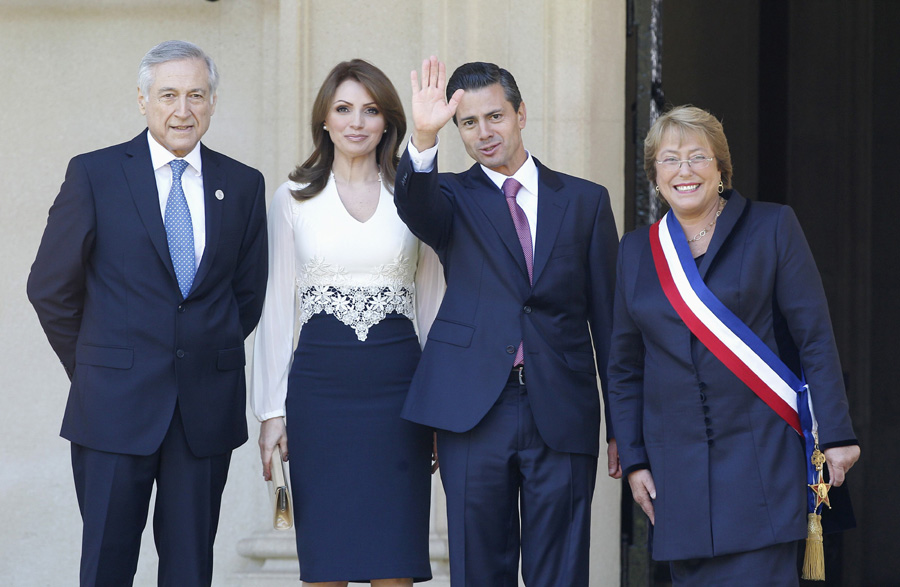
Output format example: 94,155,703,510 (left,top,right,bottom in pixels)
410,56,465,150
